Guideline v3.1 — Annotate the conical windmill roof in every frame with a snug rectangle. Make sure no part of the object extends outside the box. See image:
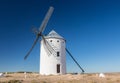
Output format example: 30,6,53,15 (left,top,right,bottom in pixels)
45,30,64,39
